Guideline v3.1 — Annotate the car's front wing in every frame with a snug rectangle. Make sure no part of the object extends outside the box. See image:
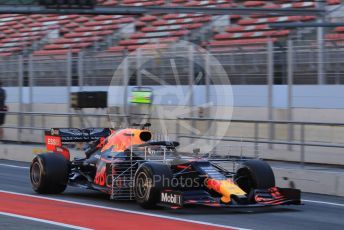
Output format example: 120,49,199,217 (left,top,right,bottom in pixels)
158,187,301,209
